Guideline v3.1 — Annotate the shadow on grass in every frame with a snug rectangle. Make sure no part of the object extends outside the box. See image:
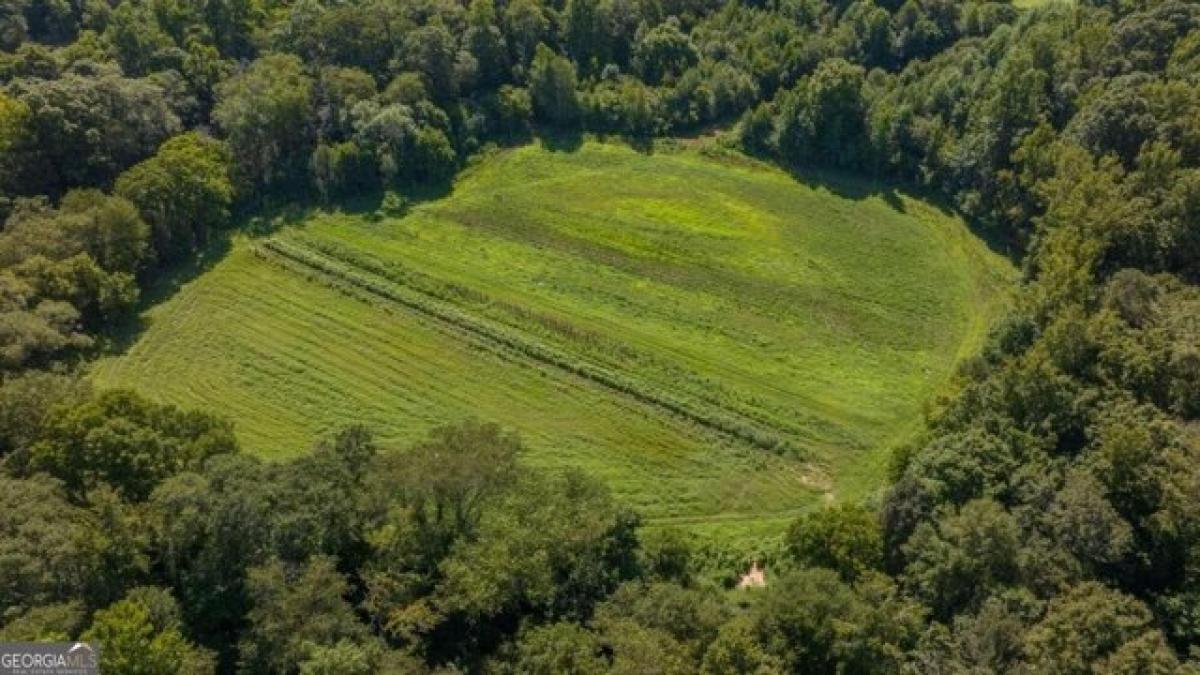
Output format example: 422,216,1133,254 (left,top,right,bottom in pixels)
100,231,235,356
98,170,465,356
776,161,1023,265
98,134,1021,360
786,165,910,211
959,218,1023,266
243,174,459,229
537,128,584,153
